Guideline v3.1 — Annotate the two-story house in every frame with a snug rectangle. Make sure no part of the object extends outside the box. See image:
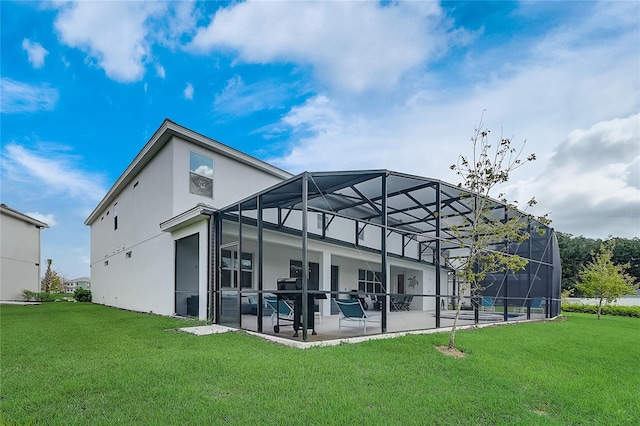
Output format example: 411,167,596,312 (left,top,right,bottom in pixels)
1,204,49,301
84,120,291,318
87,120,561,340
